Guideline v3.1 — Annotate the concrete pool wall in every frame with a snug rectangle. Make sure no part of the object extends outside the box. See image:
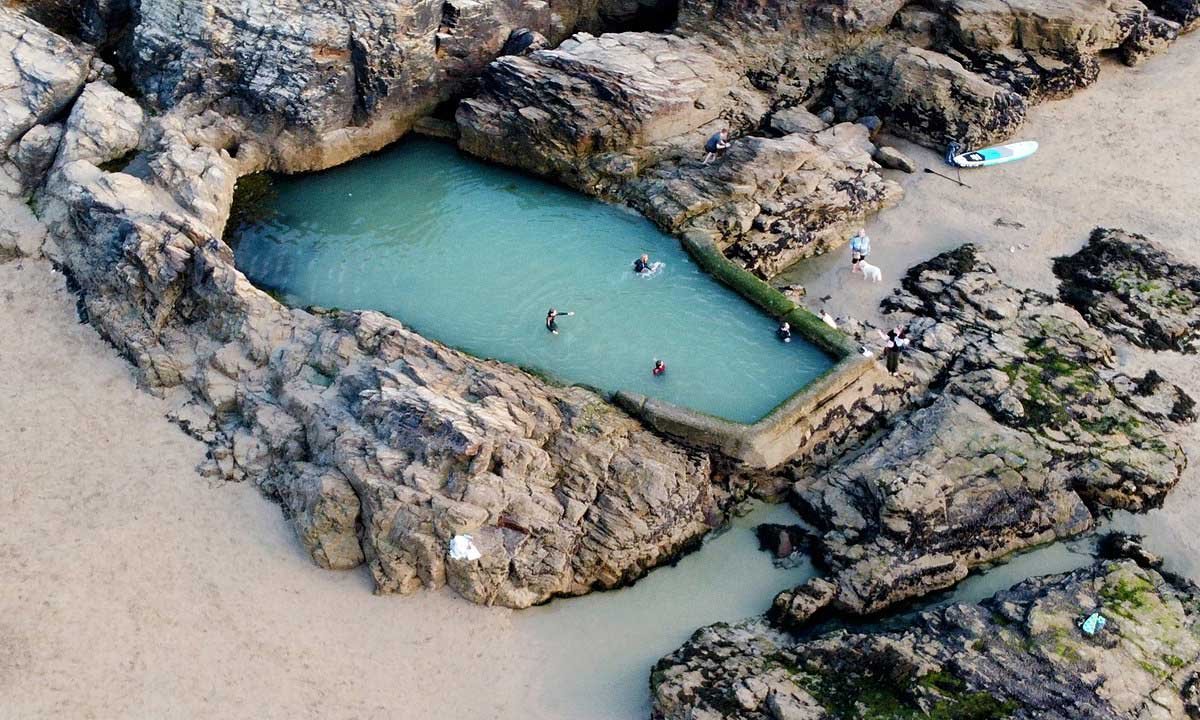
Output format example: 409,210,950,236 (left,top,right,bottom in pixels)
614,230,895,469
